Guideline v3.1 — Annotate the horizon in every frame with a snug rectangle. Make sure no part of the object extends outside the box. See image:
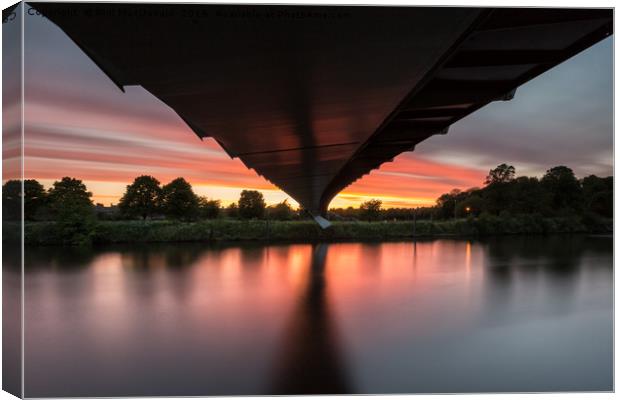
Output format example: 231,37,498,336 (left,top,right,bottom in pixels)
21,11,613,209
23,161,612,209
